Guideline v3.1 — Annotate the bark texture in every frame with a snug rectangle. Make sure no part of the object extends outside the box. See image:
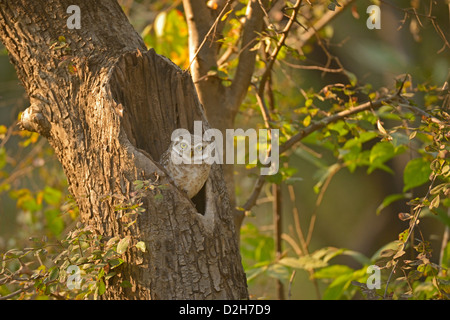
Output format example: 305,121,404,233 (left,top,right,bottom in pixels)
0,0,247,299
